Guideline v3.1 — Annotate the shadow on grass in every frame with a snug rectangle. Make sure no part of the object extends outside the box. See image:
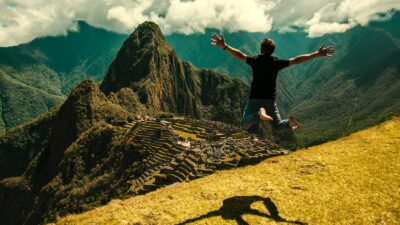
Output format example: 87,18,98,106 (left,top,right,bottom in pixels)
176,195,307,225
